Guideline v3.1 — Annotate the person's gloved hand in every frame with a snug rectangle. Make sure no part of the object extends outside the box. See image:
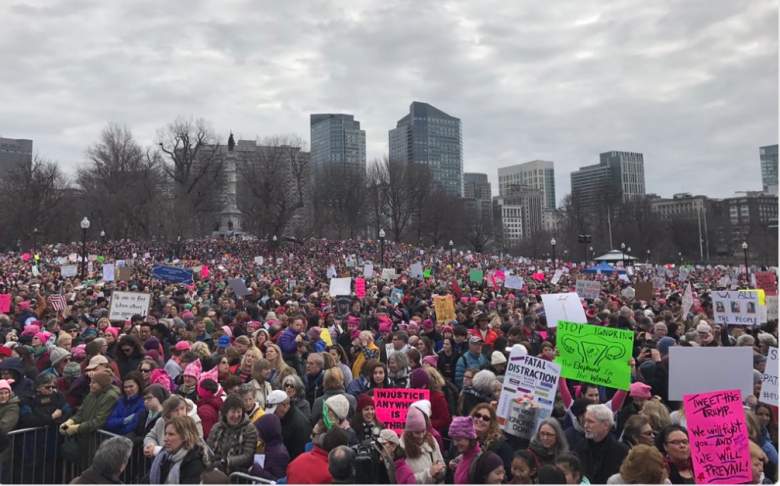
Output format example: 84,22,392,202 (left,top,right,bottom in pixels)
64,423,80,436
59,419,75,434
